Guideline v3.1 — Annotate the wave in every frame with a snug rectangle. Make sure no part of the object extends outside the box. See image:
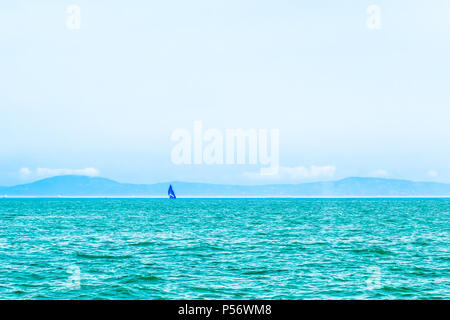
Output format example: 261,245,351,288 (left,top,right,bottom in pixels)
75,253,133,259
